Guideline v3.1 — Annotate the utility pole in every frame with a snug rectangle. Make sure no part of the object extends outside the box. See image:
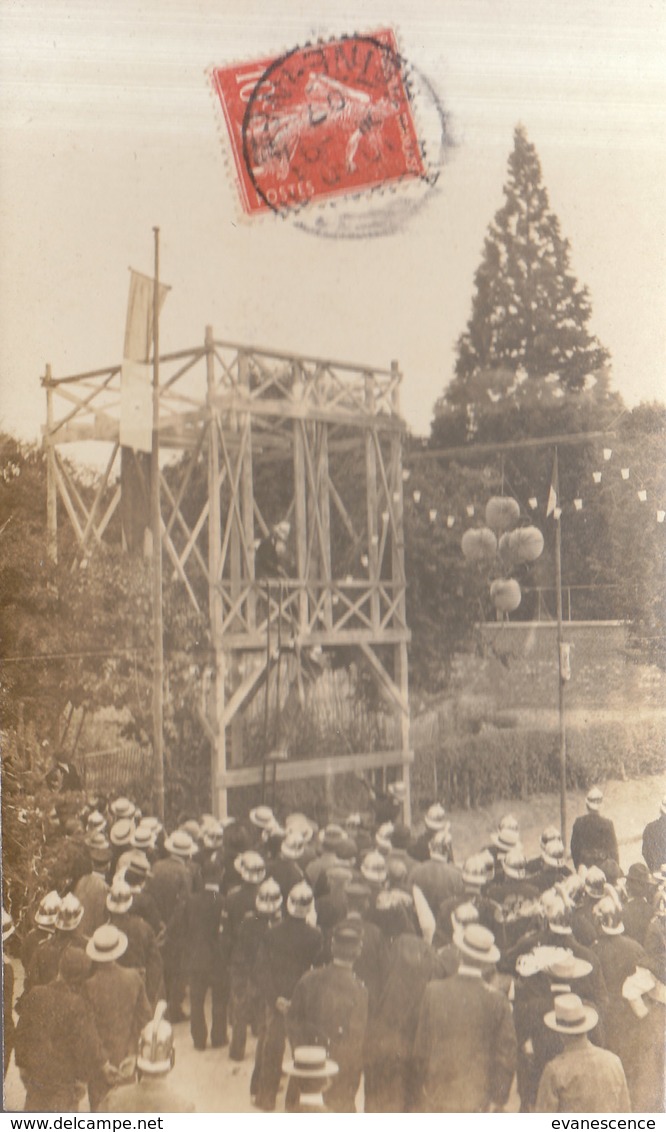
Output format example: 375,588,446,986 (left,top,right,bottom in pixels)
151,228,165,821
552,447,568,845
